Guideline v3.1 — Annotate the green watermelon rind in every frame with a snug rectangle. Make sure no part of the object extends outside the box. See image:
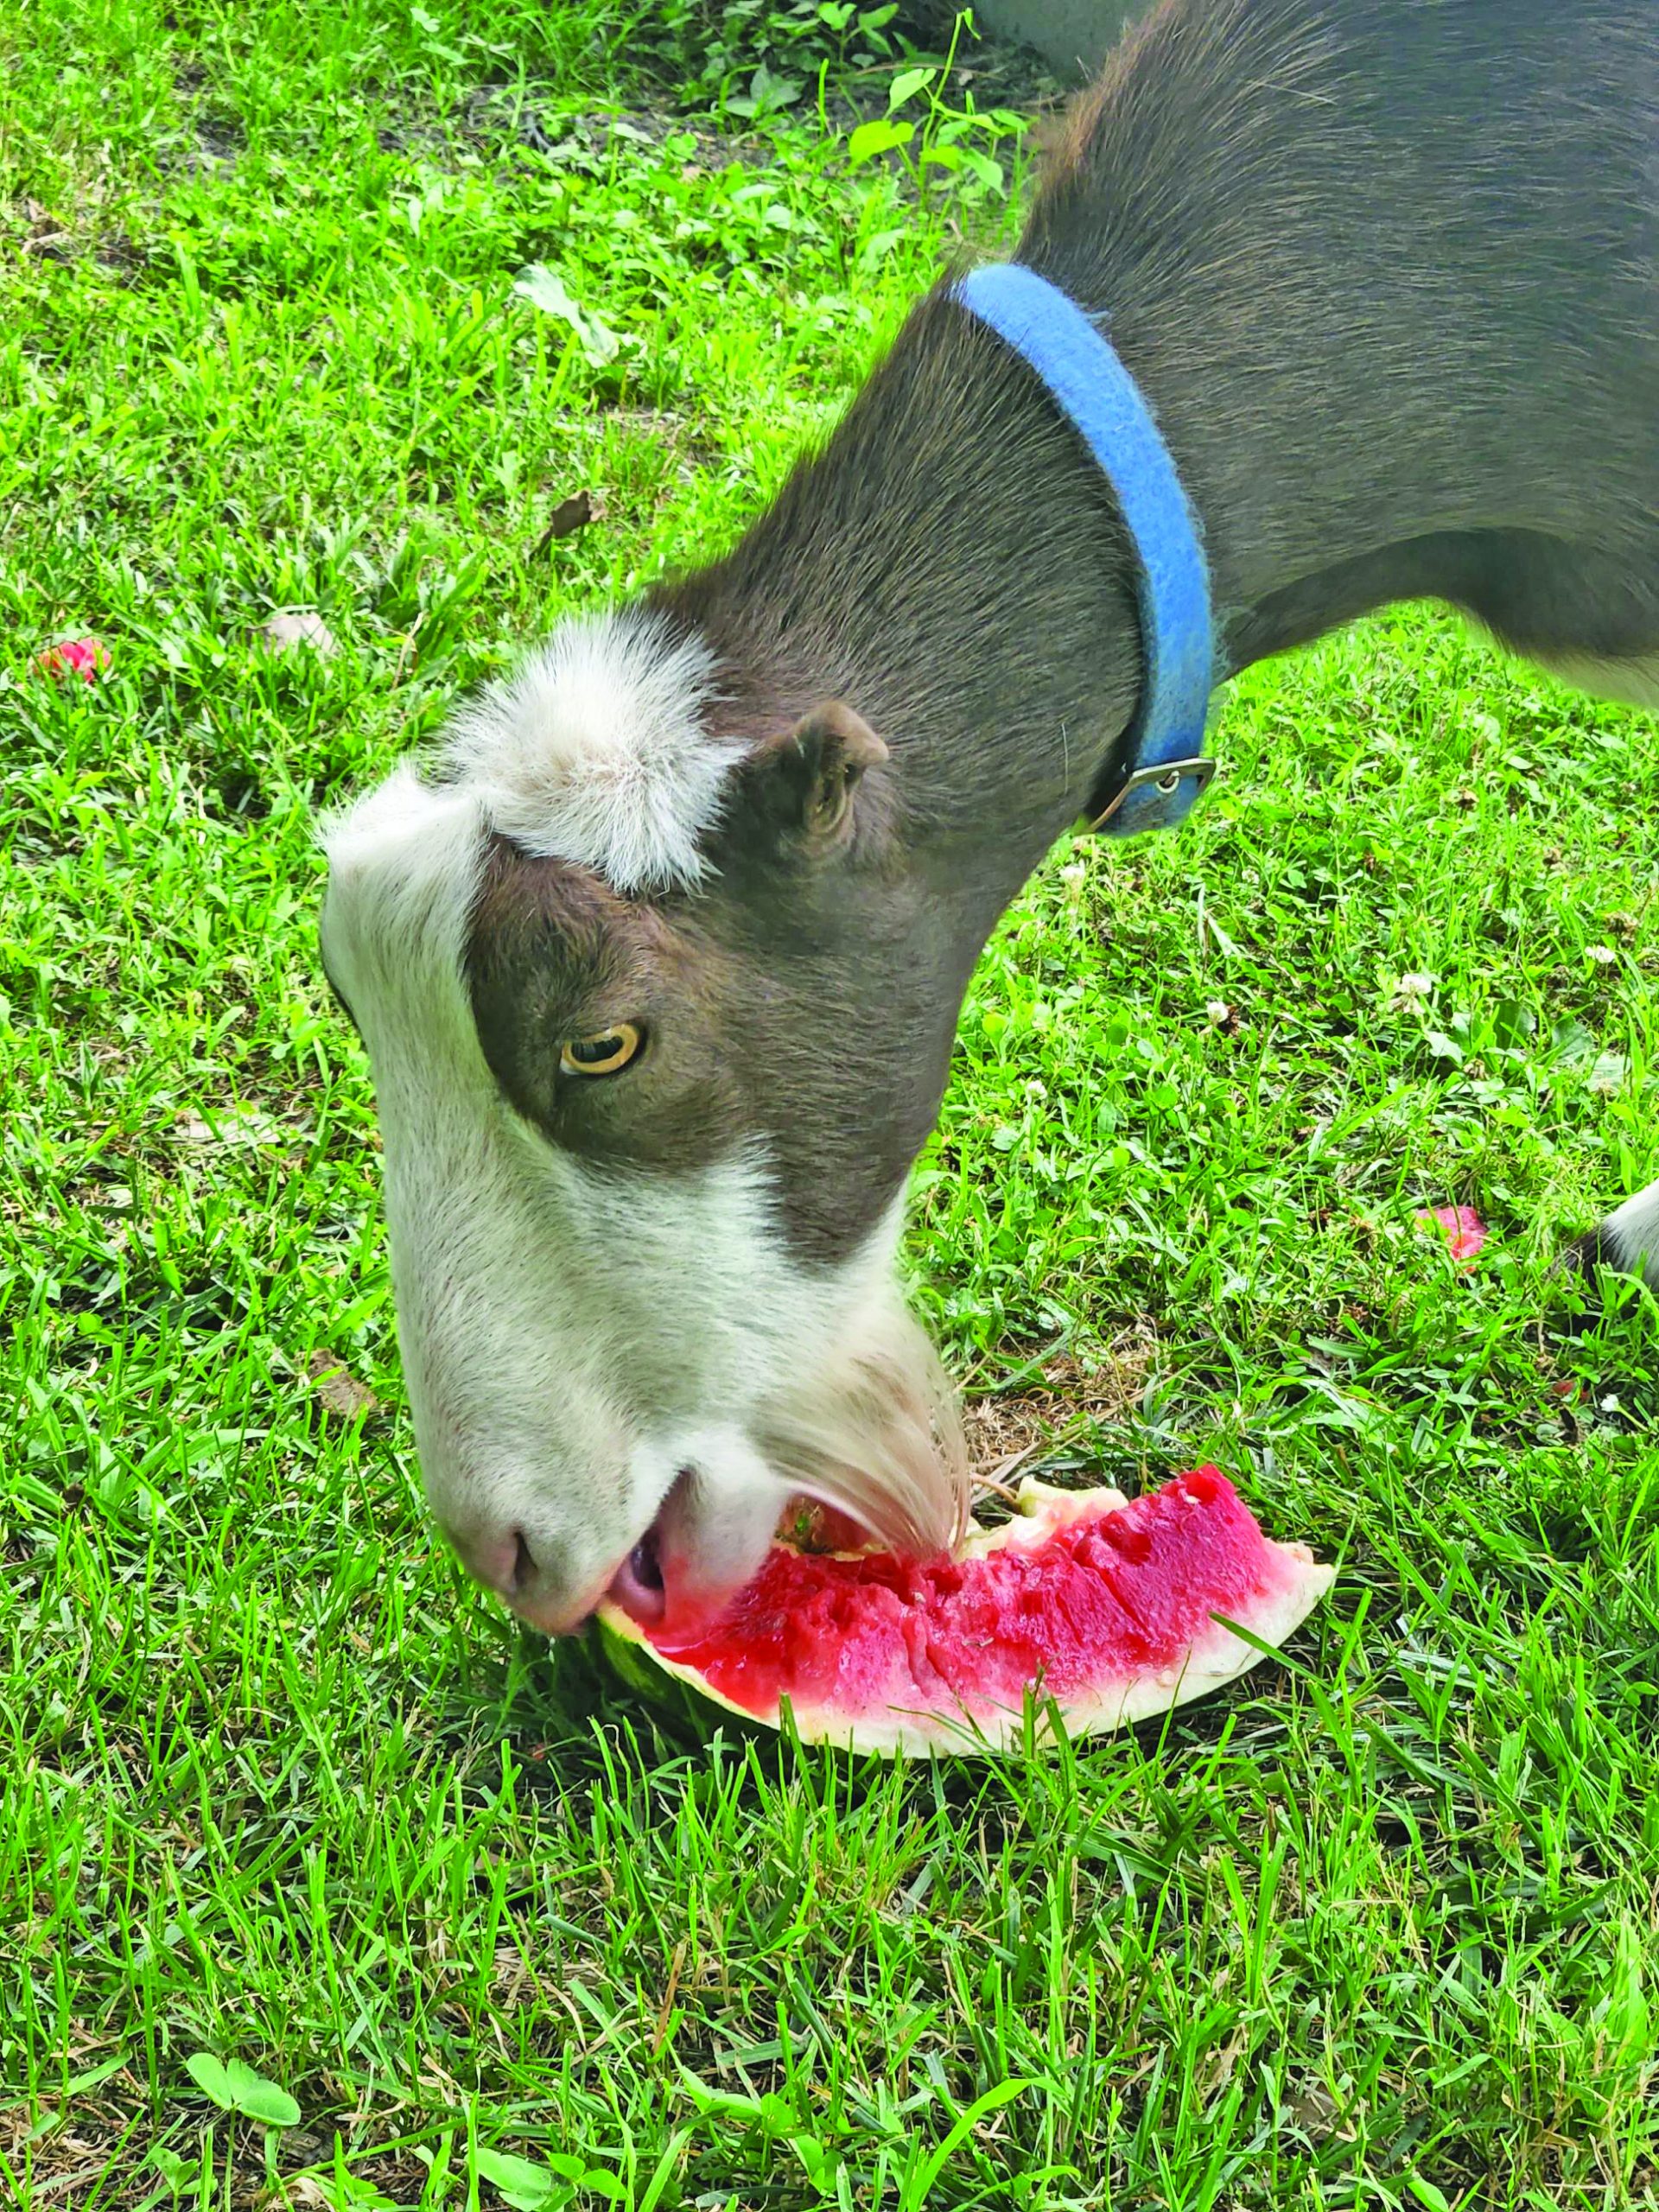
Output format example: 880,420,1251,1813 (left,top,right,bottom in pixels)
592,1478,1335,1760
